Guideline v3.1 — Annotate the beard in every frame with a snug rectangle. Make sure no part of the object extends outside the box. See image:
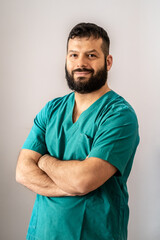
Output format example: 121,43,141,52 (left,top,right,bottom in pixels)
65,58,108,94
